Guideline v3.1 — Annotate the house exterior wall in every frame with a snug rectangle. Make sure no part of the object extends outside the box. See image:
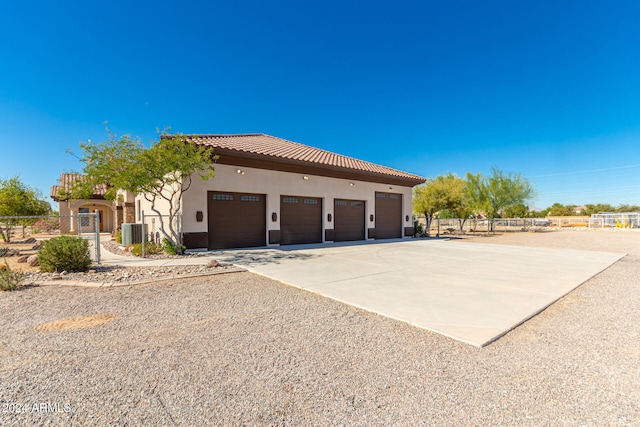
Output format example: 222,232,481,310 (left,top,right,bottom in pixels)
179,164,414,248
57,199,115,233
